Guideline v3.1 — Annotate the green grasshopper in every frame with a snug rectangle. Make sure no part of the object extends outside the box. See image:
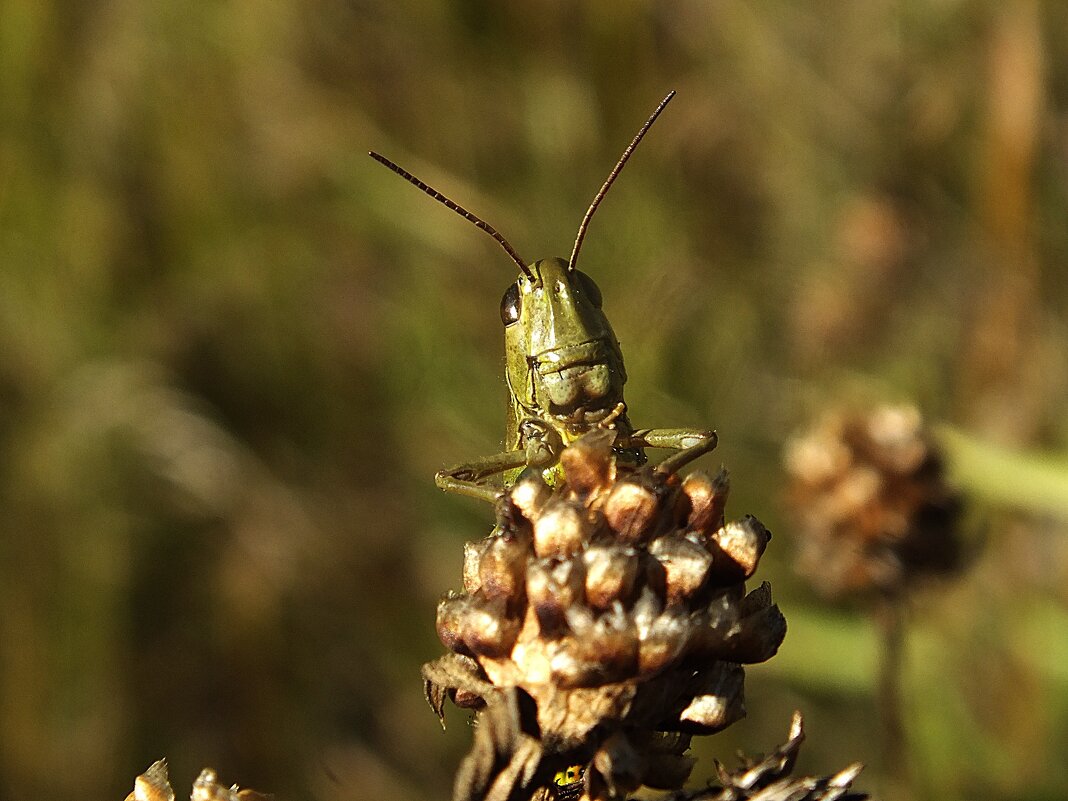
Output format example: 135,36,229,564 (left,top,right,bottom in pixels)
370,91,716,504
